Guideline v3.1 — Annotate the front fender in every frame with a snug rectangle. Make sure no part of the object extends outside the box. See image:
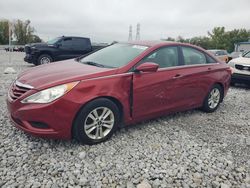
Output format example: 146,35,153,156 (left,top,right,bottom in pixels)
66,73,133,125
